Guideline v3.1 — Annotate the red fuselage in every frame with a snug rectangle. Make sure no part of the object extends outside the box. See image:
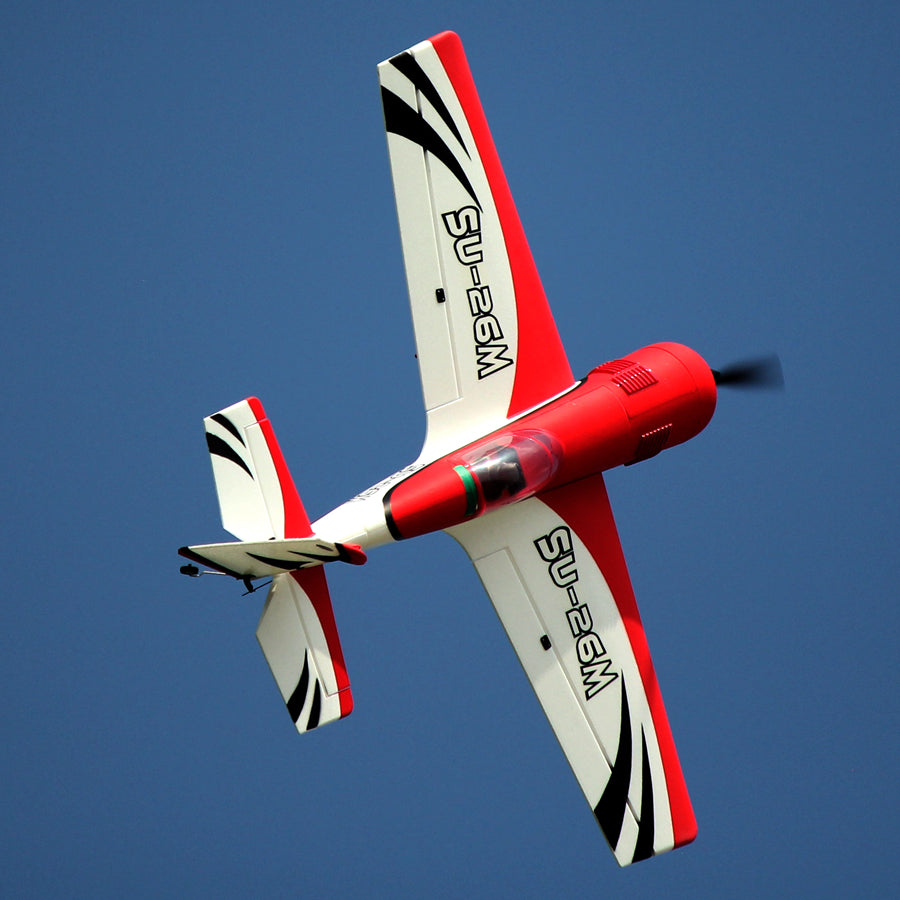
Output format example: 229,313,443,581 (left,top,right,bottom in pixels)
384,342,717,541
